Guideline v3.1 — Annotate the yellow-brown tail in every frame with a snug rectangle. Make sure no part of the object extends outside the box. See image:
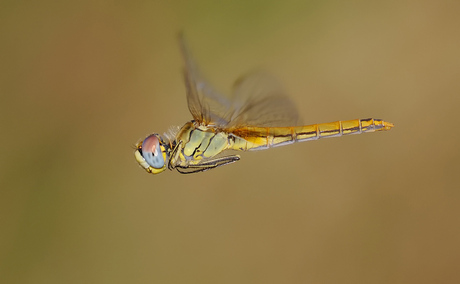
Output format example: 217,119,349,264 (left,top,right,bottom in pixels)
230,118,394,151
